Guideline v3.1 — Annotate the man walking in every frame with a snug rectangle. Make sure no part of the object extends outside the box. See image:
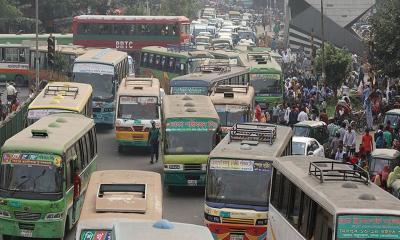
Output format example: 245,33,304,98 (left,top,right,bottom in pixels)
343,126,356,156
361,128,373,164
148,120,160,164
